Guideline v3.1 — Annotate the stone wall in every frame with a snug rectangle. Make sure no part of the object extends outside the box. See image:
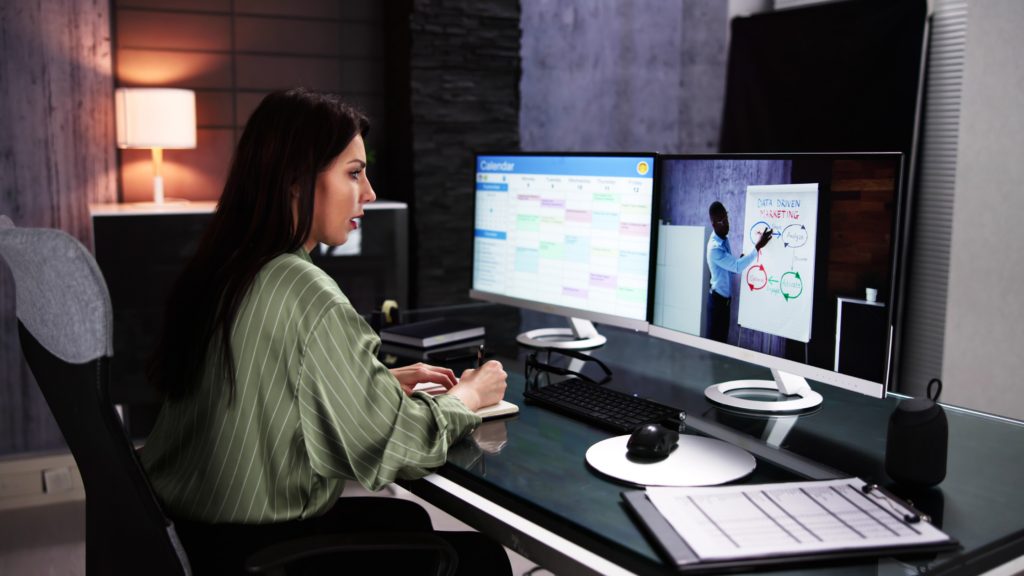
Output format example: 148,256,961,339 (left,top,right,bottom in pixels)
520,0,727,154
408,0,521,307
